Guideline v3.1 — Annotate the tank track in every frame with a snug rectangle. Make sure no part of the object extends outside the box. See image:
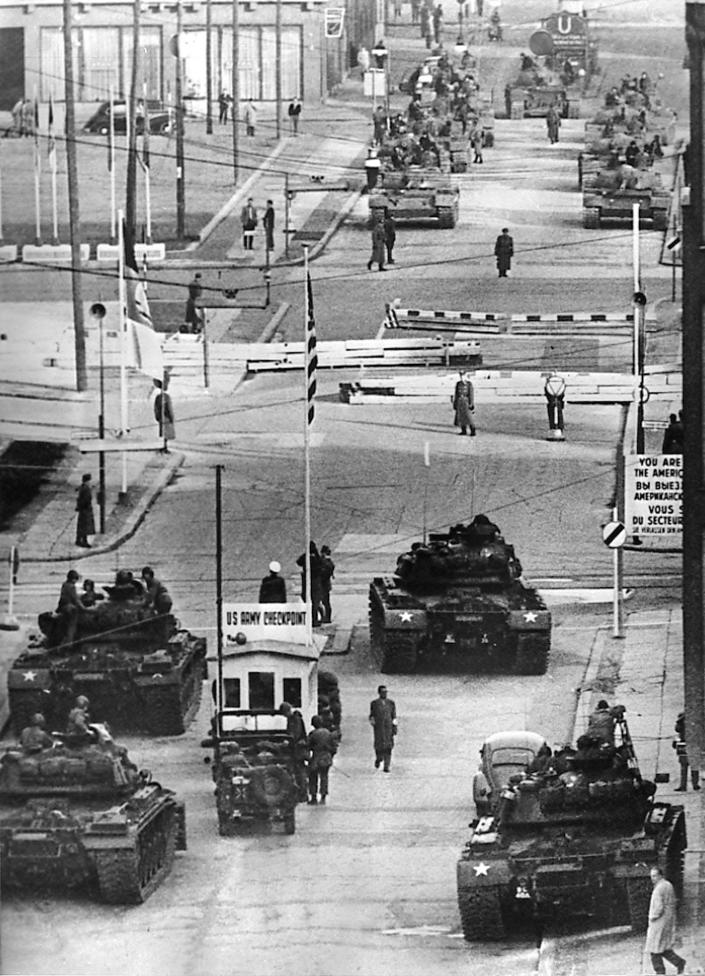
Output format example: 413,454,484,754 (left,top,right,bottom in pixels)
94,806,177,904
369,590,419,673
625,876,652,932
457,884,506,941
514,634,550,675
